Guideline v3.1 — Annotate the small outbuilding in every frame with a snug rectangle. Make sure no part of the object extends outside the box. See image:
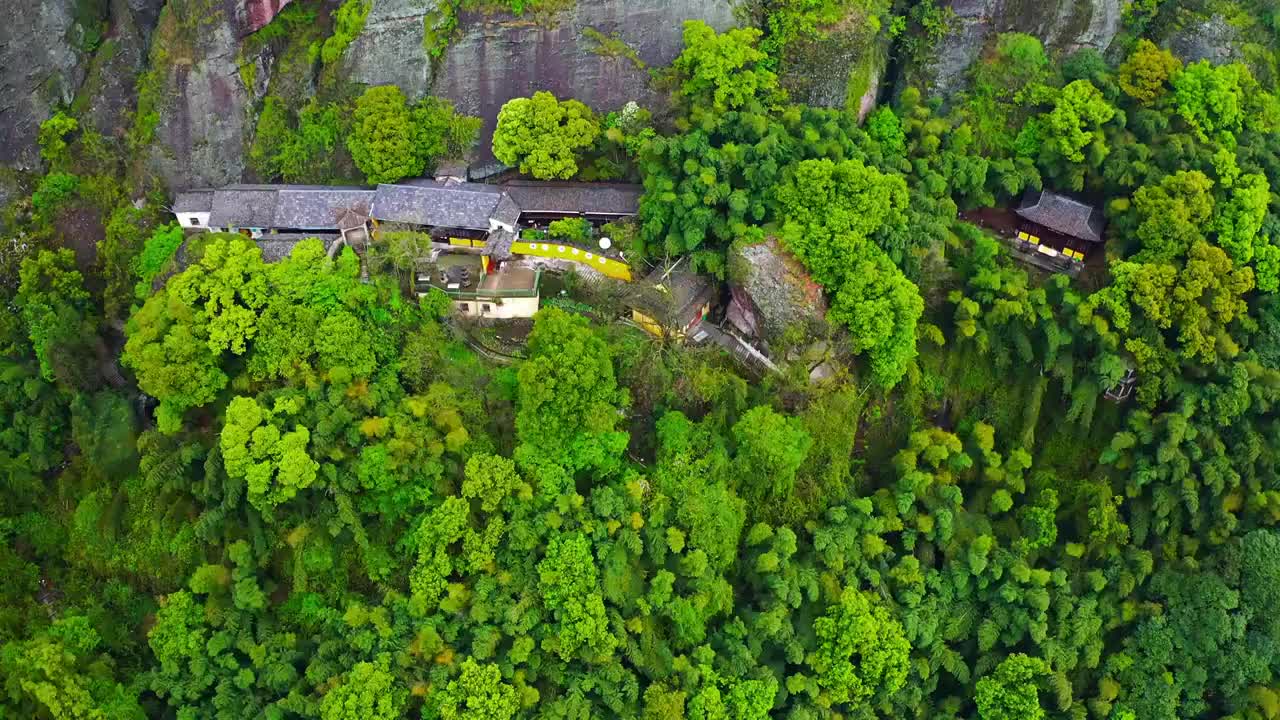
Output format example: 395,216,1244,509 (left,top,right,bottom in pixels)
630,268,716,340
